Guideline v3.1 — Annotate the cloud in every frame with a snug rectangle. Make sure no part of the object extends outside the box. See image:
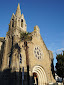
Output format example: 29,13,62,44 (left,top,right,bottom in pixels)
57,48,64,52
56,48,64,54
